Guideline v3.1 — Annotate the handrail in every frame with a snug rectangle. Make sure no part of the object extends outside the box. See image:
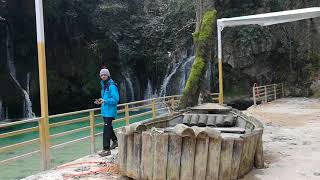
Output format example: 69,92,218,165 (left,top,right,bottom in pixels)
0,93,218,171
0,117,40,128
50,126,90,139
0,126,39,138
0,139,39,153
252,83,284,105
49,116,89,128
